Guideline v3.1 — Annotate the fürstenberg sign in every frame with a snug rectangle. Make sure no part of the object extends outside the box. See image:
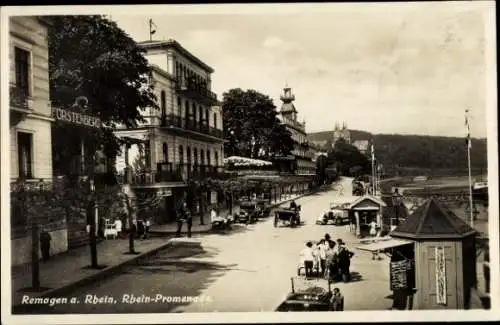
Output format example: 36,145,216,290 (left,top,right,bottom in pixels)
52,107,102,128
